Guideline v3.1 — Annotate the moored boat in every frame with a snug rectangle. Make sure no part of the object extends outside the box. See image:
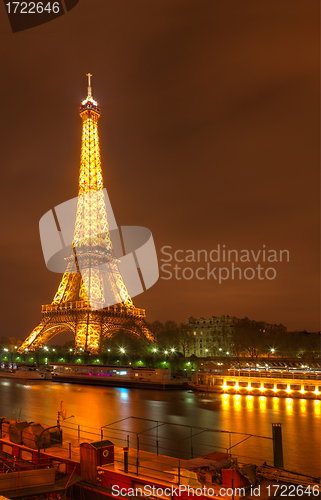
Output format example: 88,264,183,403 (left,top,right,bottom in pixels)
189,365,321,399
0,415,319,499
0,363,52,380
50,362,186,389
